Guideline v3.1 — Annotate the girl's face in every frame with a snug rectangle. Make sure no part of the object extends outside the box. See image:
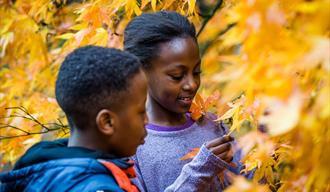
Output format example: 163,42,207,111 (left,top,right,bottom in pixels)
146,37,201,114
